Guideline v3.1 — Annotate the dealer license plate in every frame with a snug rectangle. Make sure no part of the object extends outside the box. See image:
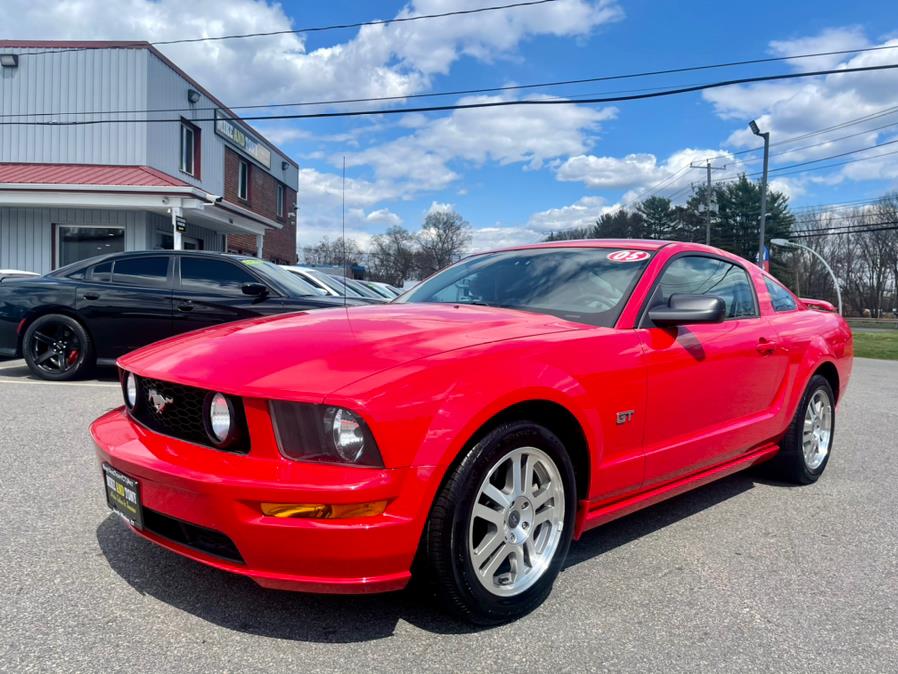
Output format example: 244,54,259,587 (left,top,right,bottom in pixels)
102,463,143,529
